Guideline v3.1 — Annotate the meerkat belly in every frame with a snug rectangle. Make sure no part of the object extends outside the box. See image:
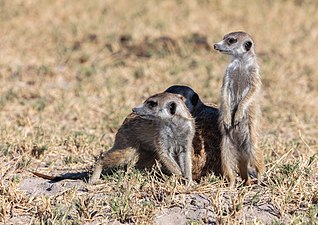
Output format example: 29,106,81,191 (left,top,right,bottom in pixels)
162,123,191,154
229,67,250,108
